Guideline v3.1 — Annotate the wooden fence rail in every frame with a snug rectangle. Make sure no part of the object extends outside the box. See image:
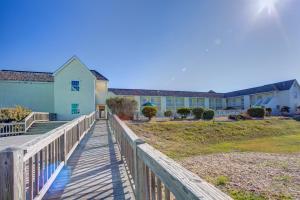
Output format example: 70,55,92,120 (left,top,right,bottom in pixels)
0,111,95,200
108,112,232,200
0,112,50,136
